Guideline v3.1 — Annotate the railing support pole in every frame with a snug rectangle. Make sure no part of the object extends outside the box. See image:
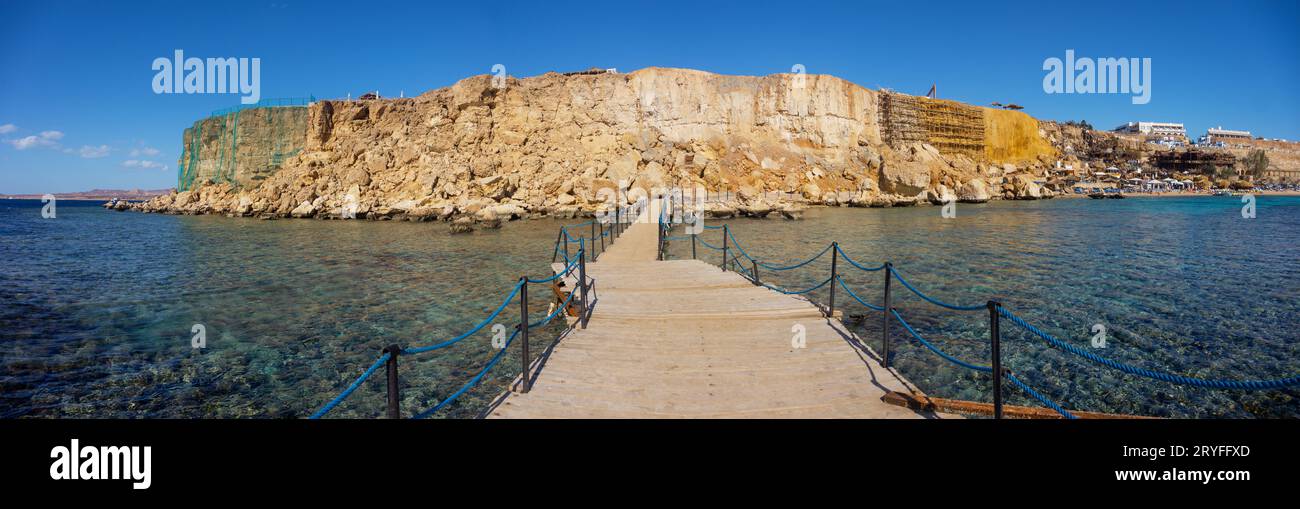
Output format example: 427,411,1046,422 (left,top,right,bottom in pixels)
598,220,605,256
828,242,838,318
519,277,531,393
657,213,663,261
551,230,563,263
691,231,697,260
590,221,597,259
989,301,1003,420
721,225,729,272
579,249,589,329
383,344,401,419
752,259,760,286
563,231,570,262
882,262,892,369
